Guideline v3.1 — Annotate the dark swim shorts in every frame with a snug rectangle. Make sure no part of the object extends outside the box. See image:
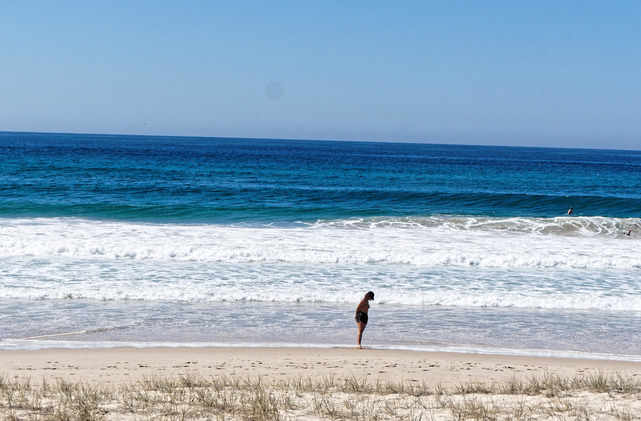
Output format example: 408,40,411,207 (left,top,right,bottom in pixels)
356,311,368,324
